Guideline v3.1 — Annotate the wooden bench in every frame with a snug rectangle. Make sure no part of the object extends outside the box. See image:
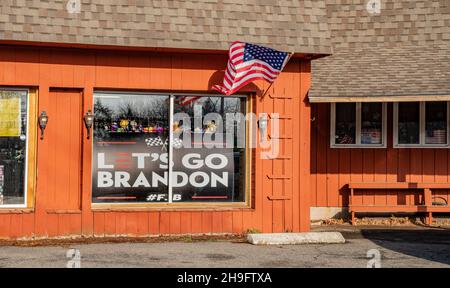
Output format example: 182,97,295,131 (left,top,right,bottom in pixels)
348,183,450,225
